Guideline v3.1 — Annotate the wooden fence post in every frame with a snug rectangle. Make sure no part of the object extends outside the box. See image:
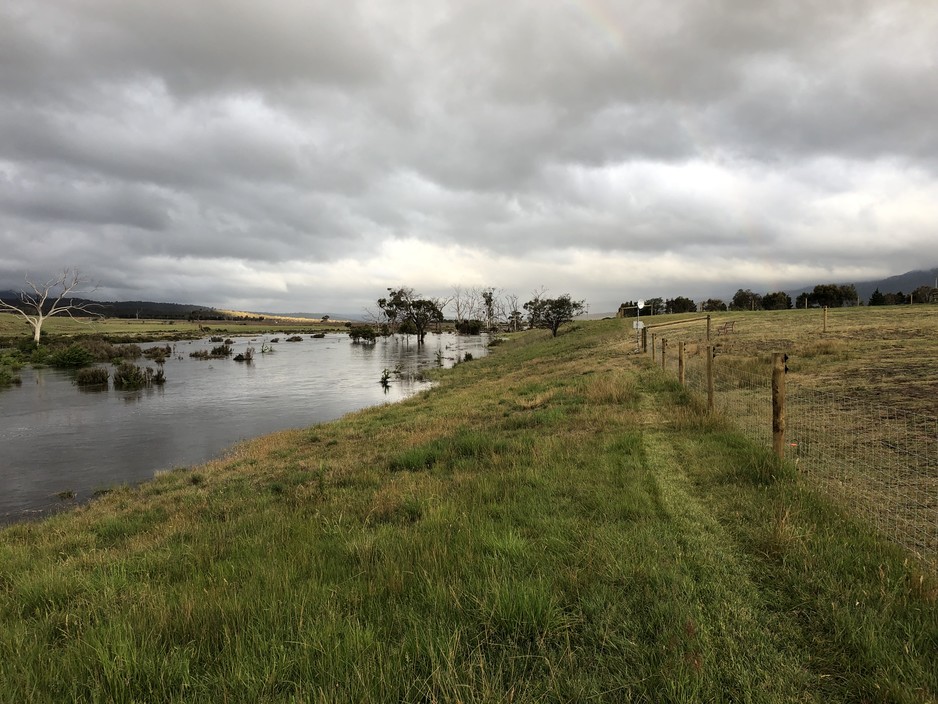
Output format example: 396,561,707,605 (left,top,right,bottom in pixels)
823,306,828,333
678,341,685,386
706,314,711,342
706,345,714,412
661,339,667,370
641,326,647,353
651,334,656,359
772,352,786,459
